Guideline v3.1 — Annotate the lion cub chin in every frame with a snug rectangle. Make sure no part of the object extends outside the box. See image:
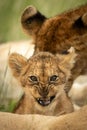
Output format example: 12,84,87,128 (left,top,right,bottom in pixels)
9,48,76,116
